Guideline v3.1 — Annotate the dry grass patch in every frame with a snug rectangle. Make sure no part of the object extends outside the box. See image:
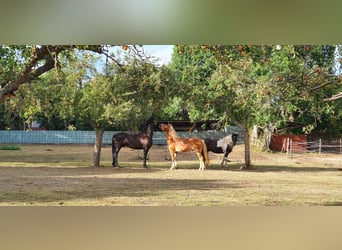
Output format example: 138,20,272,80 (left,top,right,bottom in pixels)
0,144,341,206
